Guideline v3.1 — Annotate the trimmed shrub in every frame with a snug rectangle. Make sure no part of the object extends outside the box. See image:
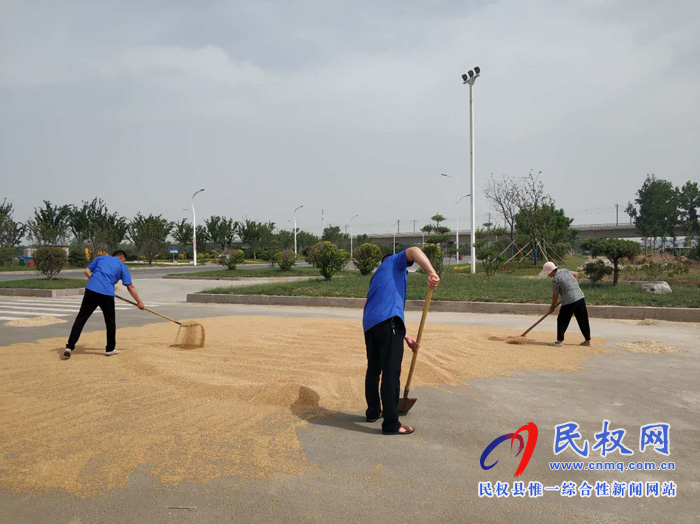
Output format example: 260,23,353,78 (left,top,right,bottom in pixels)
307,241,350,280
33,247,67,280
227,249,245,270
581,238,641,286
276,250,297,271
422,244,443,276
583,260,612,284
476,246,506,276
353,243,383,276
